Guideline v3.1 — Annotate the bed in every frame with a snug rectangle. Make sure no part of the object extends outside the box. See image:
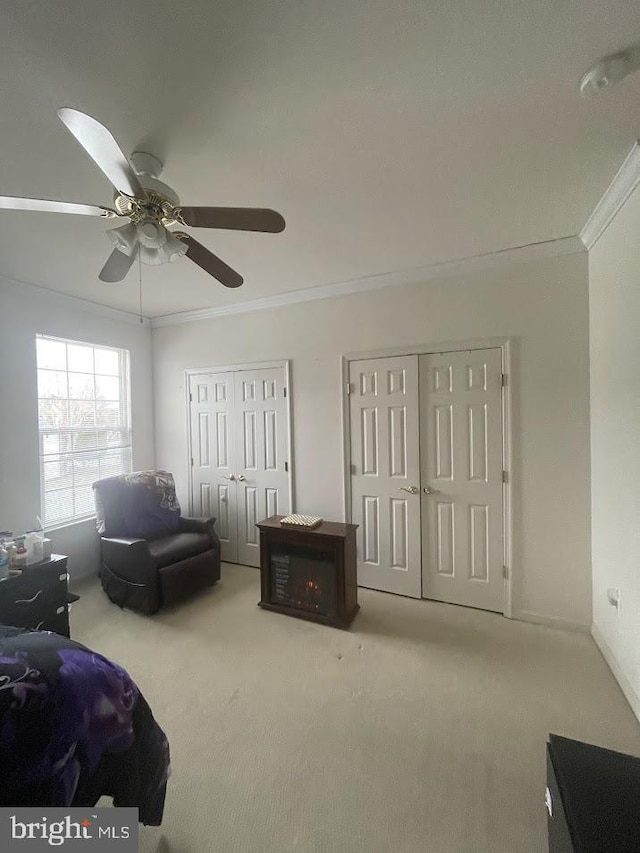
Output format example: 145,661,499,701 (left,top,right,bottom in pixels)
0,625,169,824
